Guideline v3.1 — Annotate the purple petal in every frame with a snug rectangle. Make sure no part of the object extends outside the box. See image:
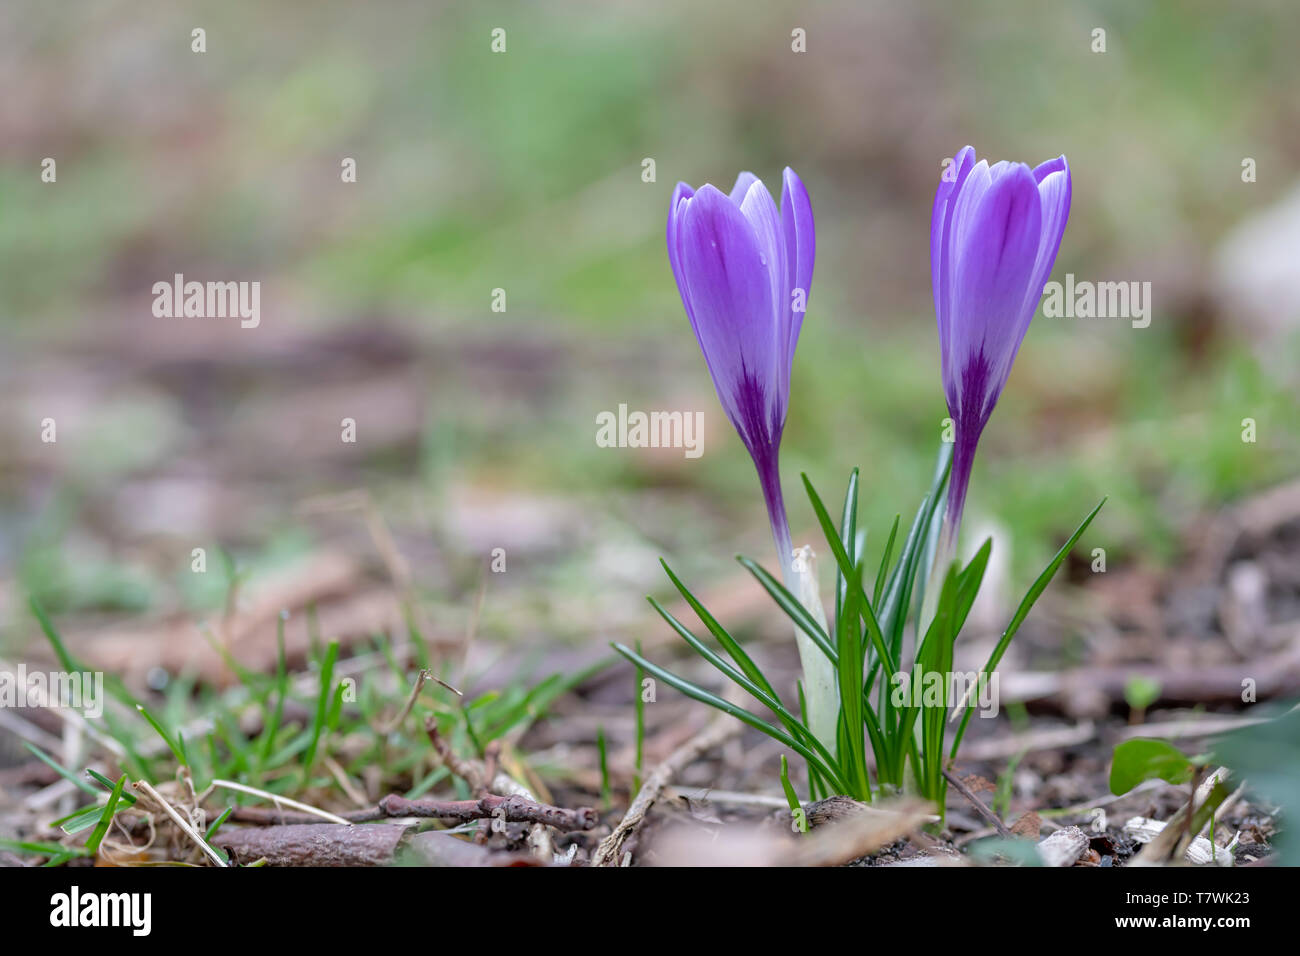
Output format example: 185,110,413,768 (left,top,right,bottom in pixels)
1019,156,1072,320
780,167,815,396
730,171,759,204
738,178,788,336
677,184,781,443
666,181,696,322
949,162,1042,420
932,146,977,404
